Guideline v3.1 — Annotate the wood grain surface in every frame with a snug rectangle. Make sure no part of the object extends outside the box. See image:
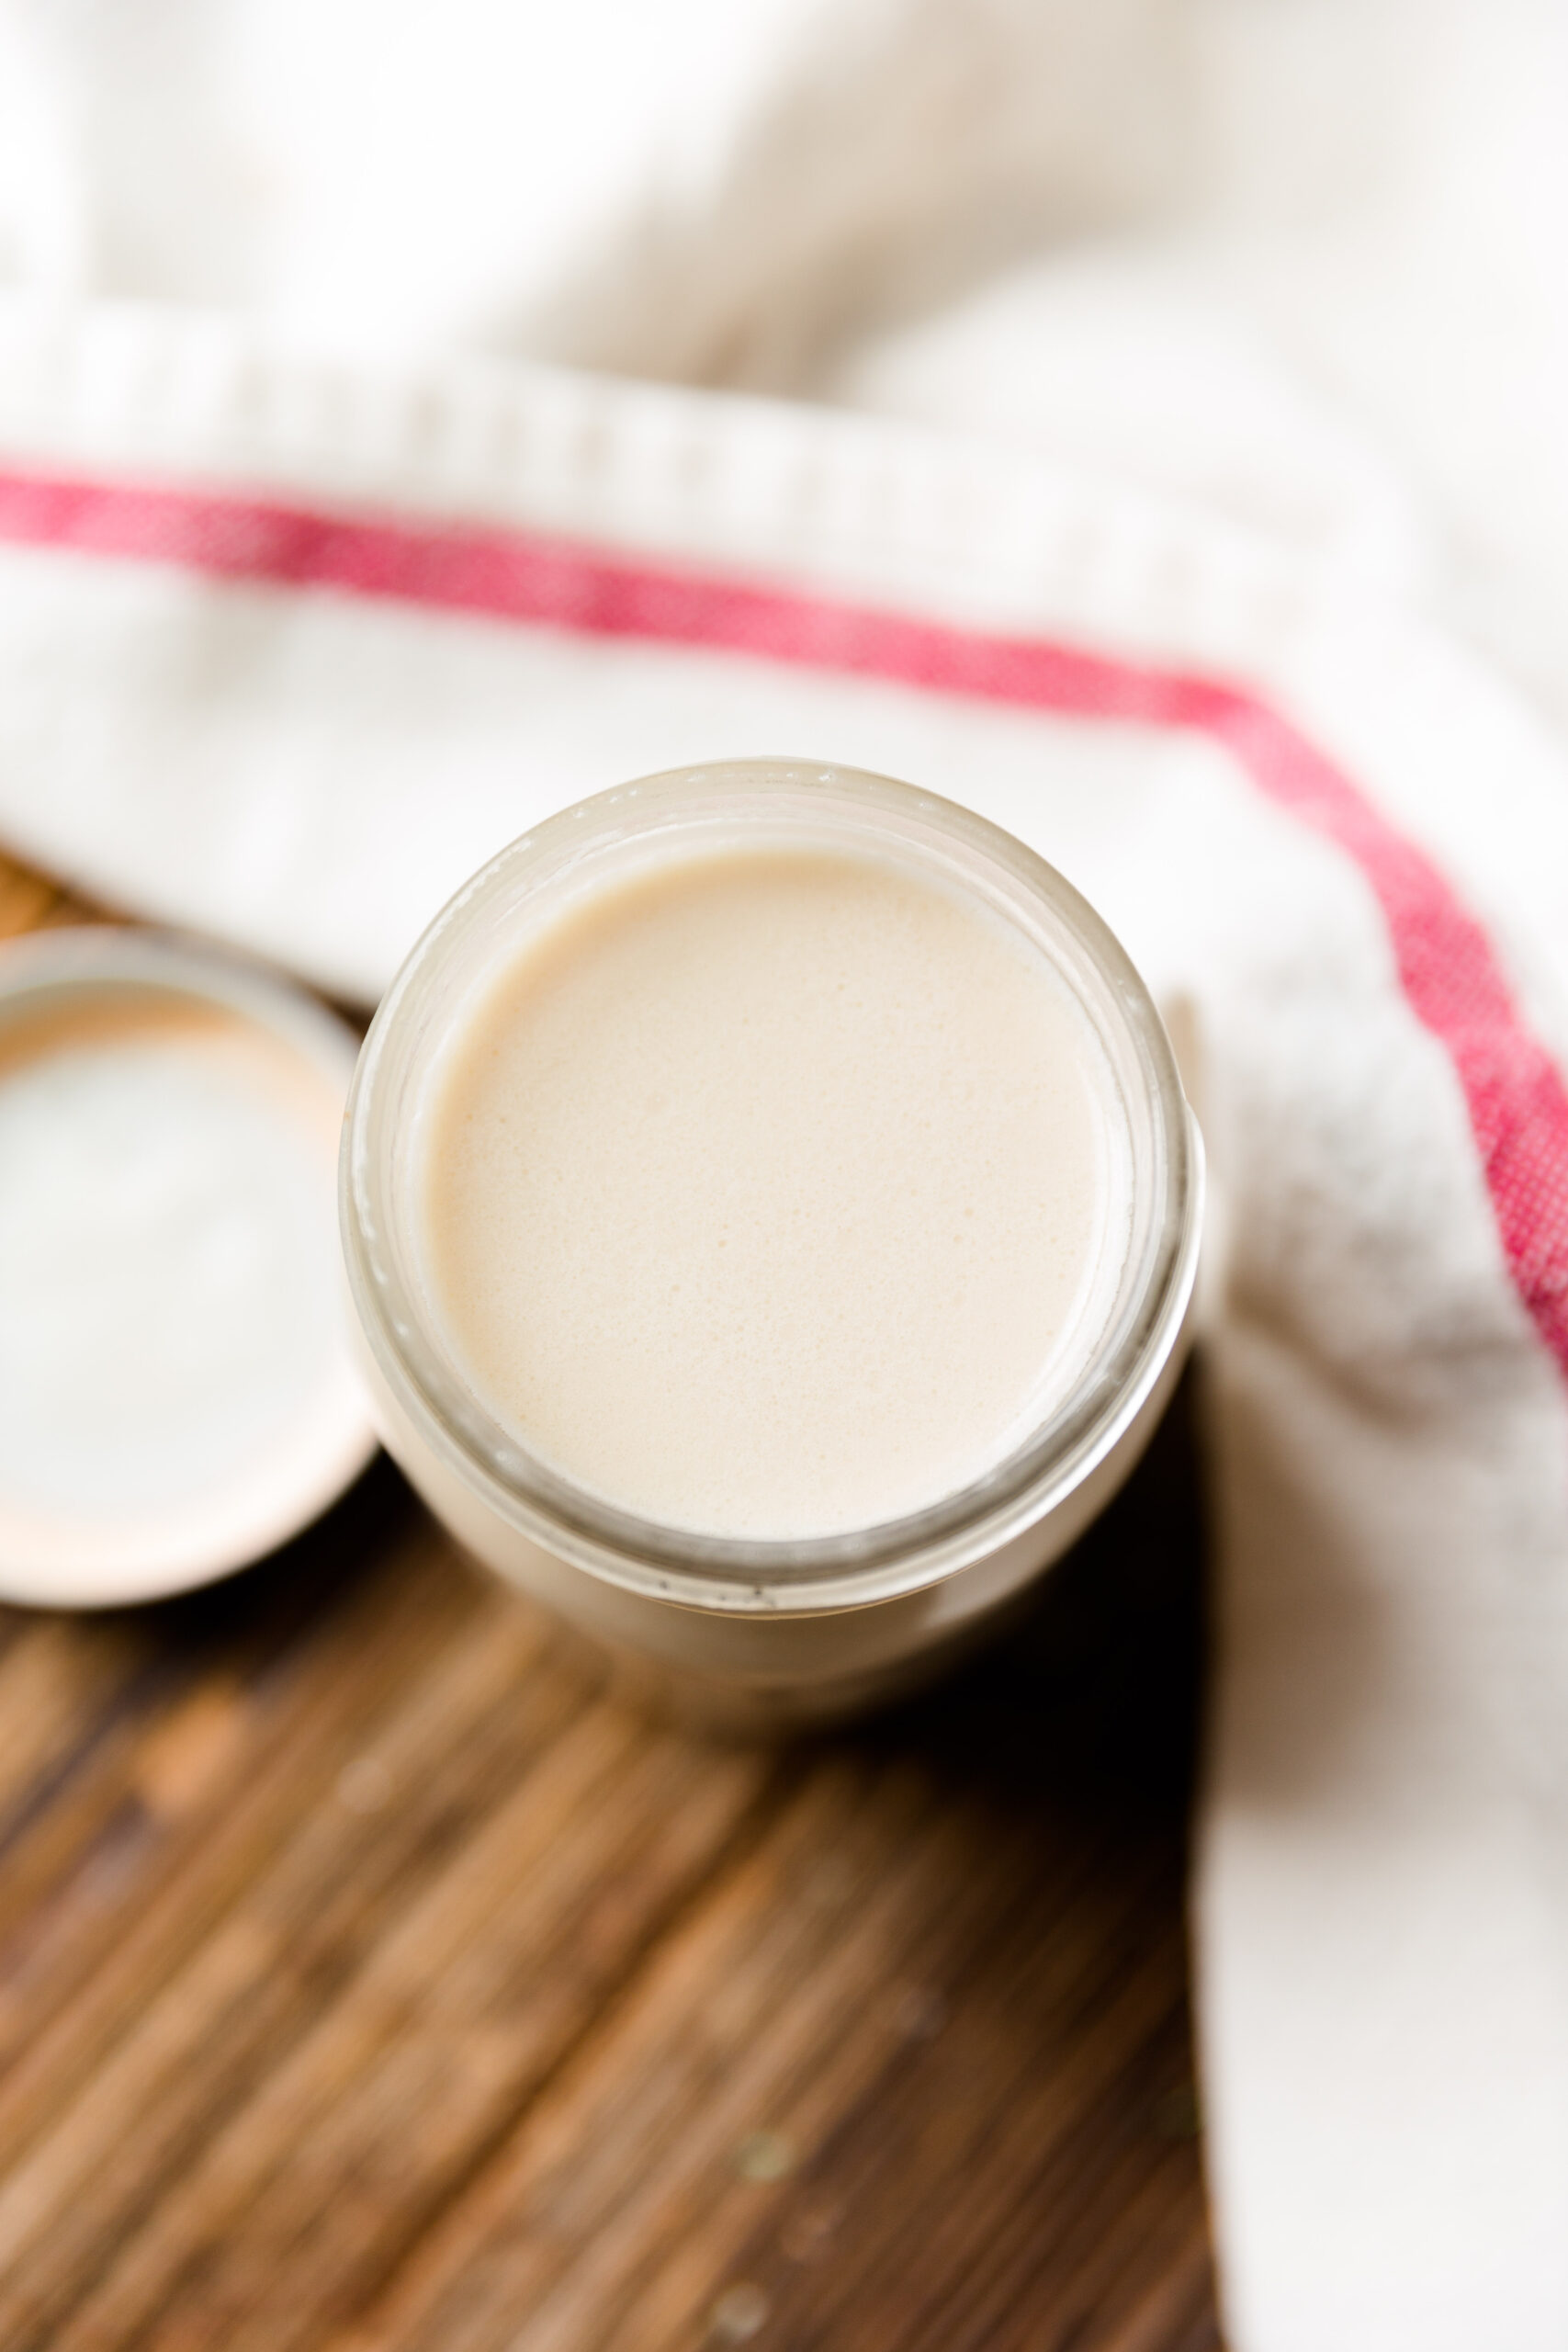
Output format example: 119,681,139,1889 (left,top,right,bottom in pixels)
0,855,1221,2352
